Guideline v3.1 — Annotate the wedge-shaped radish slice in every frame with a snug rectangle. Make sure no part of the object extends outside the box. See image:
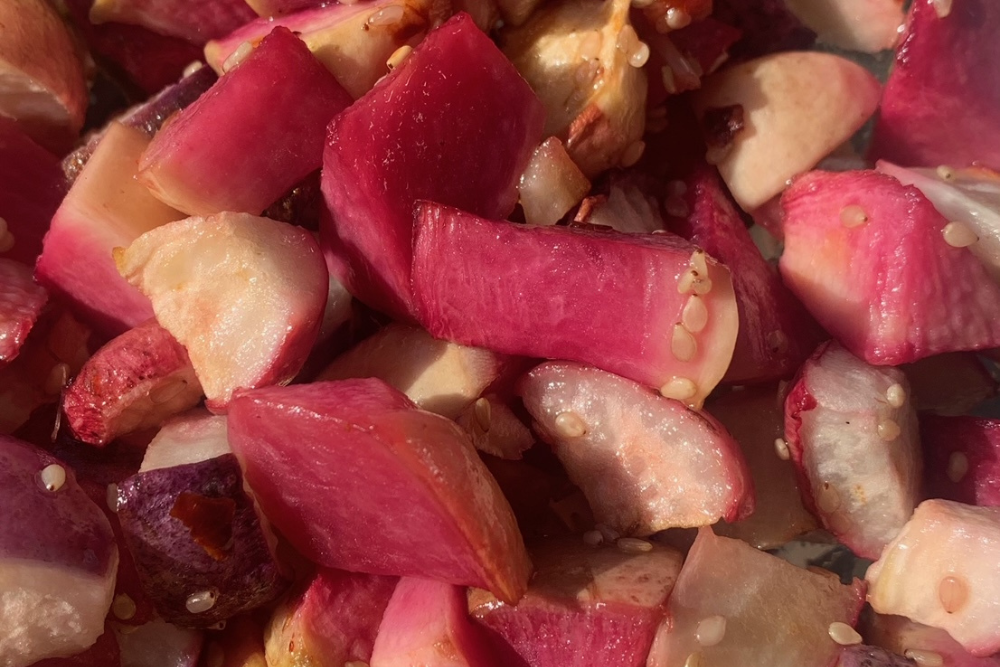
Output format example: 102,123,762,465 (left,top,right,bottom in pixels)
139,410,230,473
456,395,534,461
371,578,498,667
902,353,997,416
0,436,118,667
205,0,439,99
667,165,822,384
90,0,256,44
864,613,1000,667
317,323,506,420
518,137,591,226
519,362,753,535
114,212,328,409
265,569,397,667
321,12,545,320
62,320,203,447
0,0,87,153
709,387,817,550
500,0,647,178
116,453,288,627
227,379,532,603
140,27,352,217
412,204,739,408
0,260,47,366
37,122,185,336
869,0,1000,171
113,619,204,667
867,500,1000,656
782,0,904,52
692,52,880,211
647,527,865,667
780,170,1000,364
469,537,684,667
920,415,1000,507
784,341,921,559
